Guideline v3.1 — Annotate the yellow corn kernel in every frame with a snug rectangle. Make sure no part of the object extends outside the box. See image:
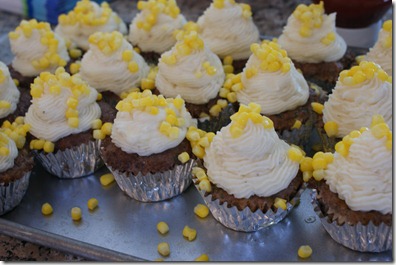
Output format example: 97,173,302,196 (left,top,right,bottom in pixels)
33,139,45,150
312,157,326,170
69,63,81,74
274,197,287,210
101,122,113,135
13,79,19,86
288,146,303,162
128,61,139,73
93,129,106,140
141,78,155,90
291,120,302,129
69,48,82,59
91,119,102,130
157,242,170,257
8,31,20,40
209,104,222,117
178,152,190,163
122,50,134,62
71,207,82,221
299,157,313,172
371,123,389,139
41,203,53,215
100,173,115,186
66,97,79,109
312,169,325,181
302,171,313,182
323,152,334,164
43,141,55,153
324,121,338,137
198,137,210,148
370,115,385,127
156,221,170,235
311,102,324,114
223,64,234,74
262,117,274,129
195,254,209,261
377,69,388,82
153,258,163,262
0,147,9,156
182,225,197,241
230,124,244,138
223,55,233,65
192,145,205,159
383,20,392,31
97,92,103,101
298,245,312,259
169,126,180,139
335,141,348,157
68,117,79,128
194,204,209,218
87,198,98,210
206,66,217,76
198,179,211,192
